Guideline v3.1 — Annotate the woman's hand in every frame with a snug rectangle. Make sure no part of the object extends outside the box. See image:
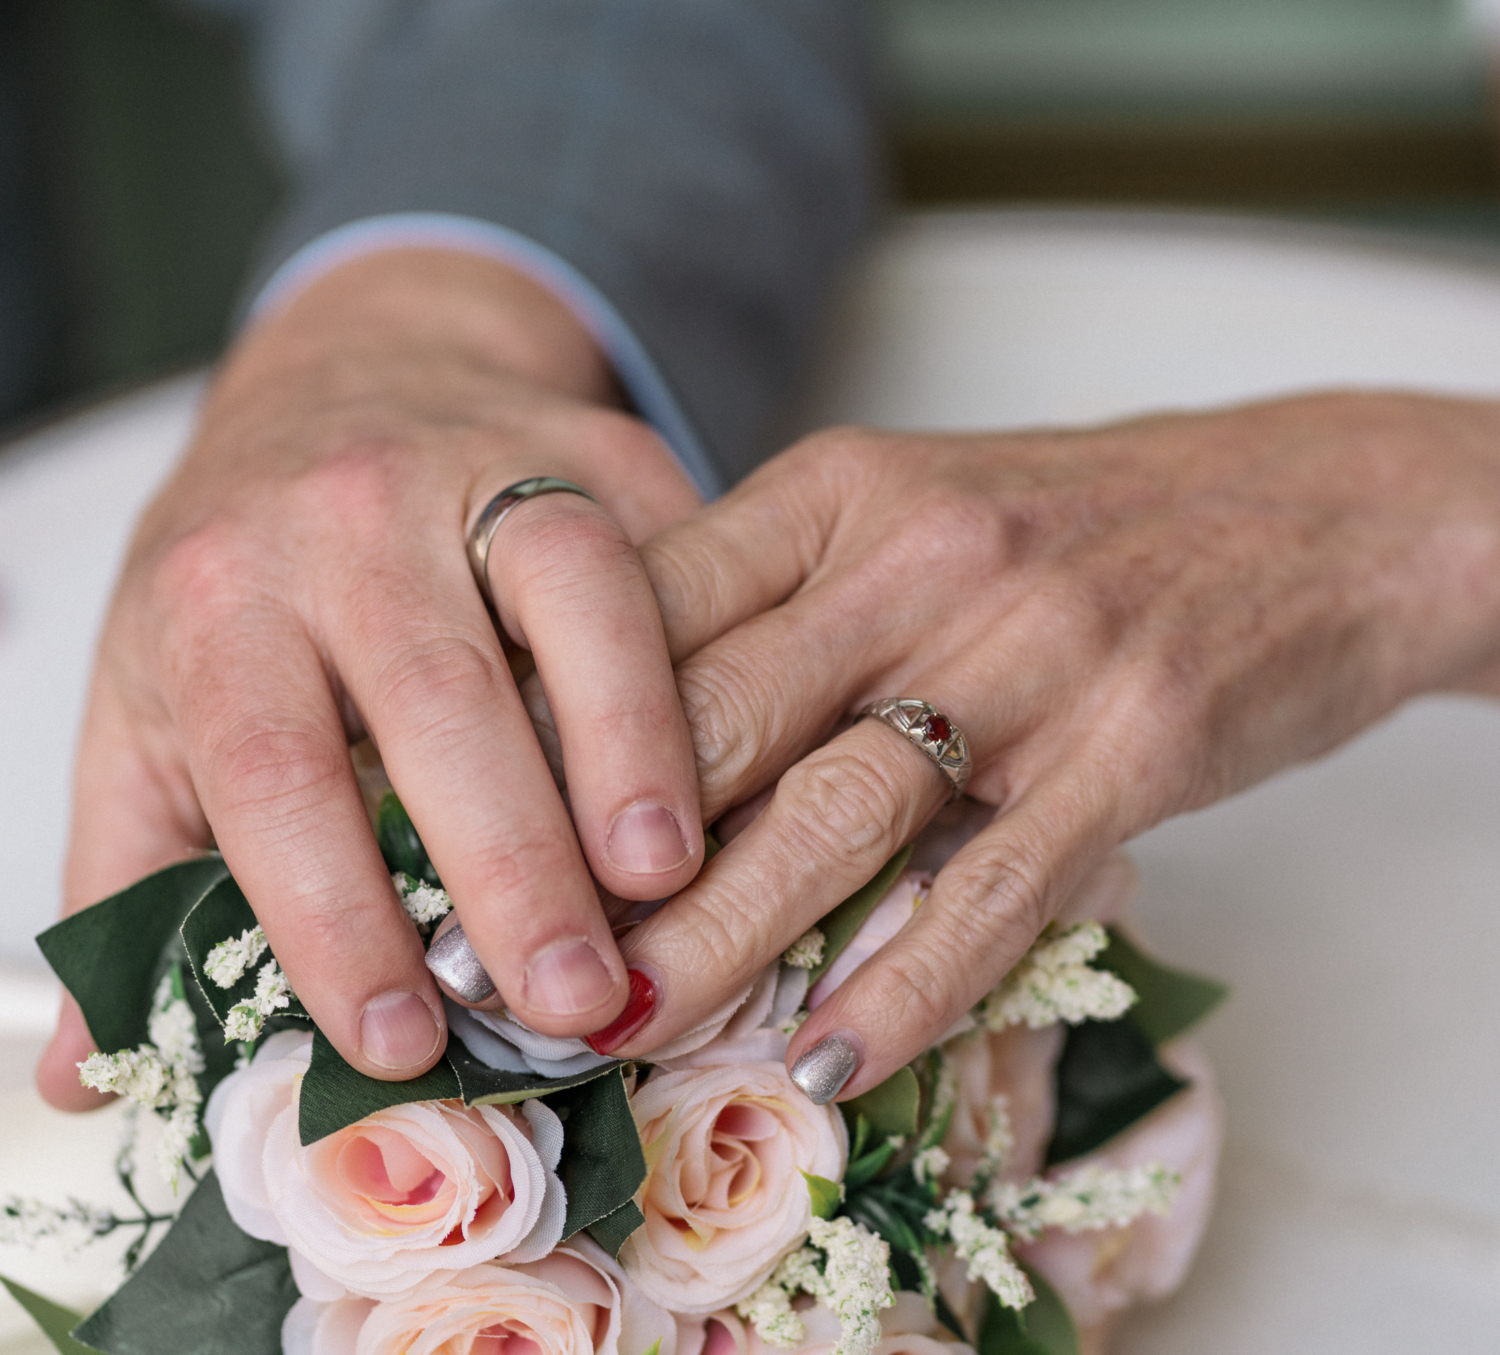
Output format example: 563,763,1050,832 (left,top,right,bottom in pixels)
614,393,1500,1097
38,247,705,1106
